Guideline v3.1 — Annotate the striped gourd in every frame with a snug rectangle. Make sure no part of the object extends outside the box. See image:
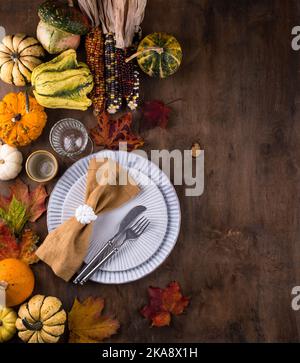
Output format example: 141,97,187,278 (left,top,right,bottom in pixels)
127,32,182,79
16,295,66,343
